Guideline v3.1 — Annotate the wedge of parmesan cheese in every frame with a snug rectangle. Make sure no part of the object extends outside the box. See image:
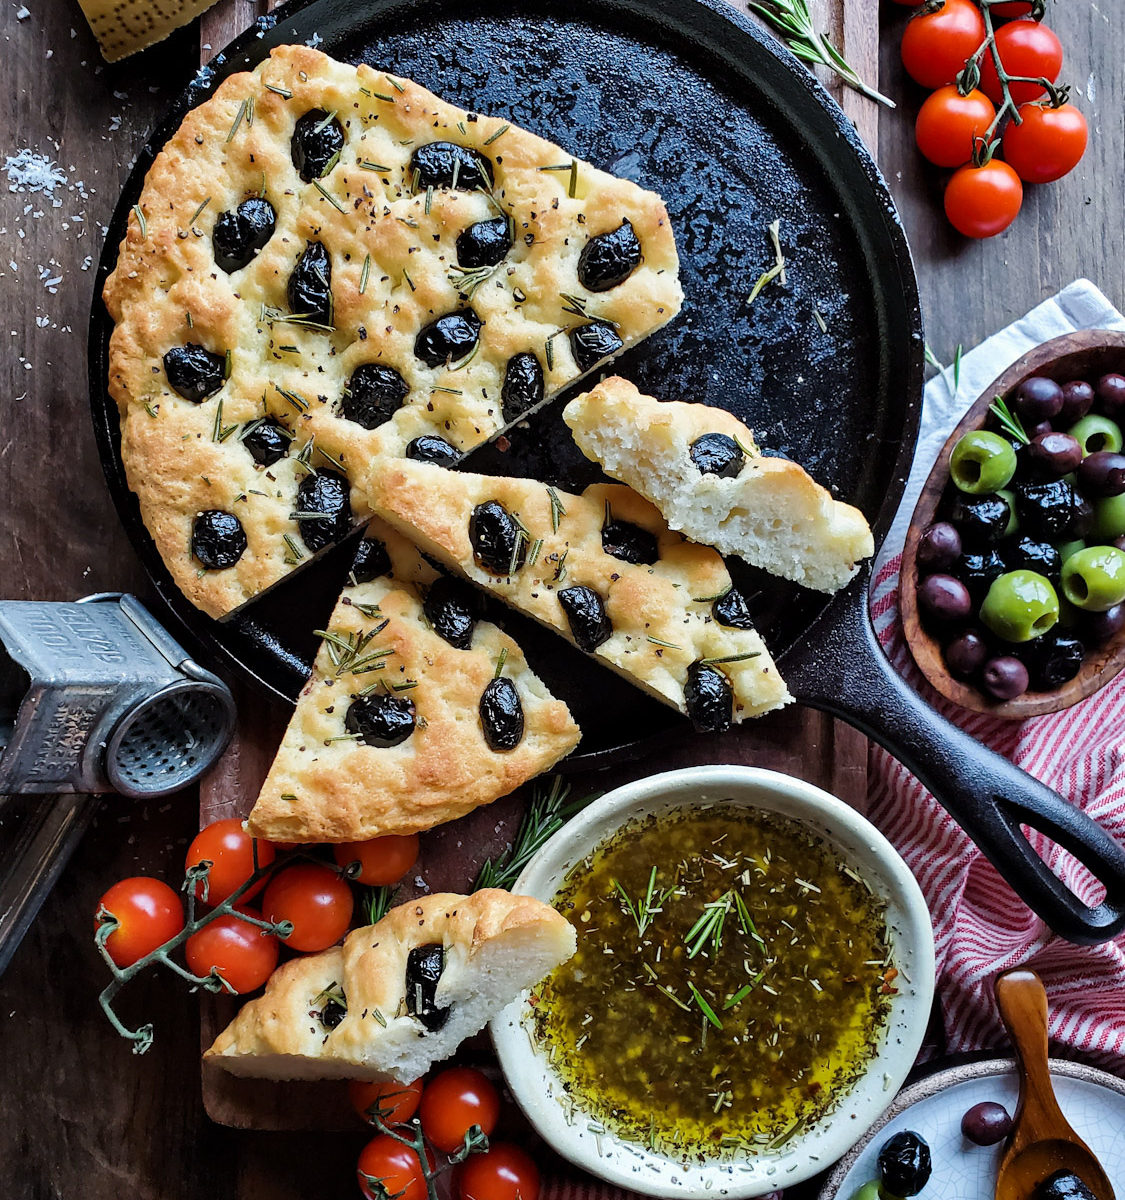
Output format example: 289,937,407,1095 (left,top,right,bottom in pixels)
77,0,223,62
